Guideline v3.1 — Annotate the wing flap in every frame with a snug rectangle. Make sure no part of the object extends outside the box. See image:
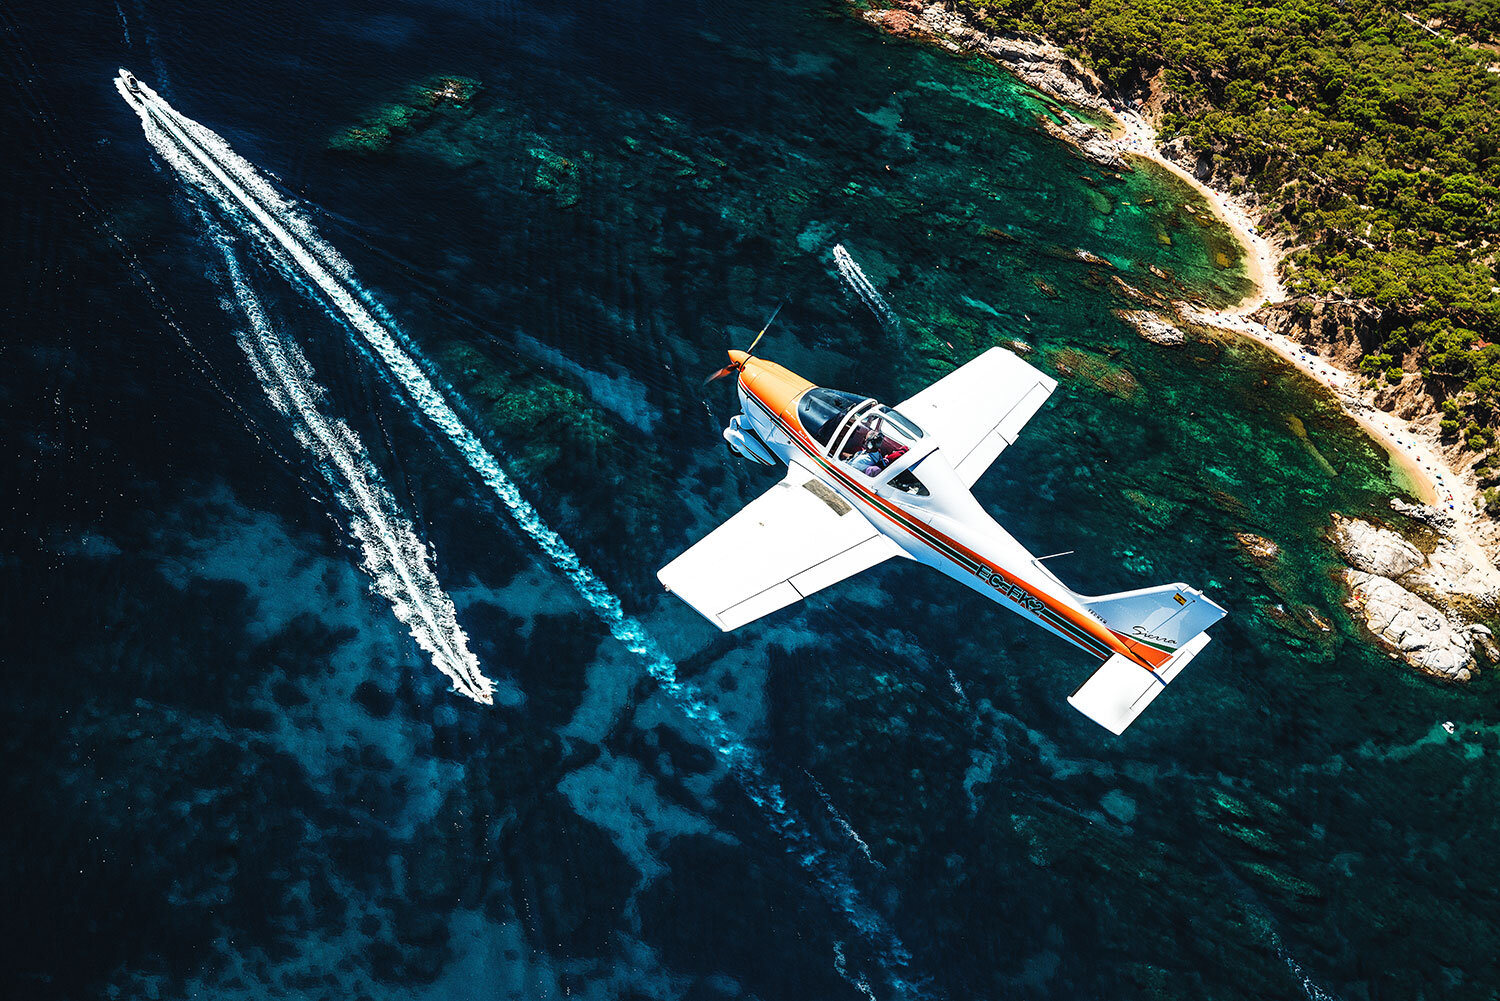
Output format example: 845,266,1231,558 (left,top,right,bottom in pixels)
659,461,903,630
897,347,1057,487
951,379,1054,484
